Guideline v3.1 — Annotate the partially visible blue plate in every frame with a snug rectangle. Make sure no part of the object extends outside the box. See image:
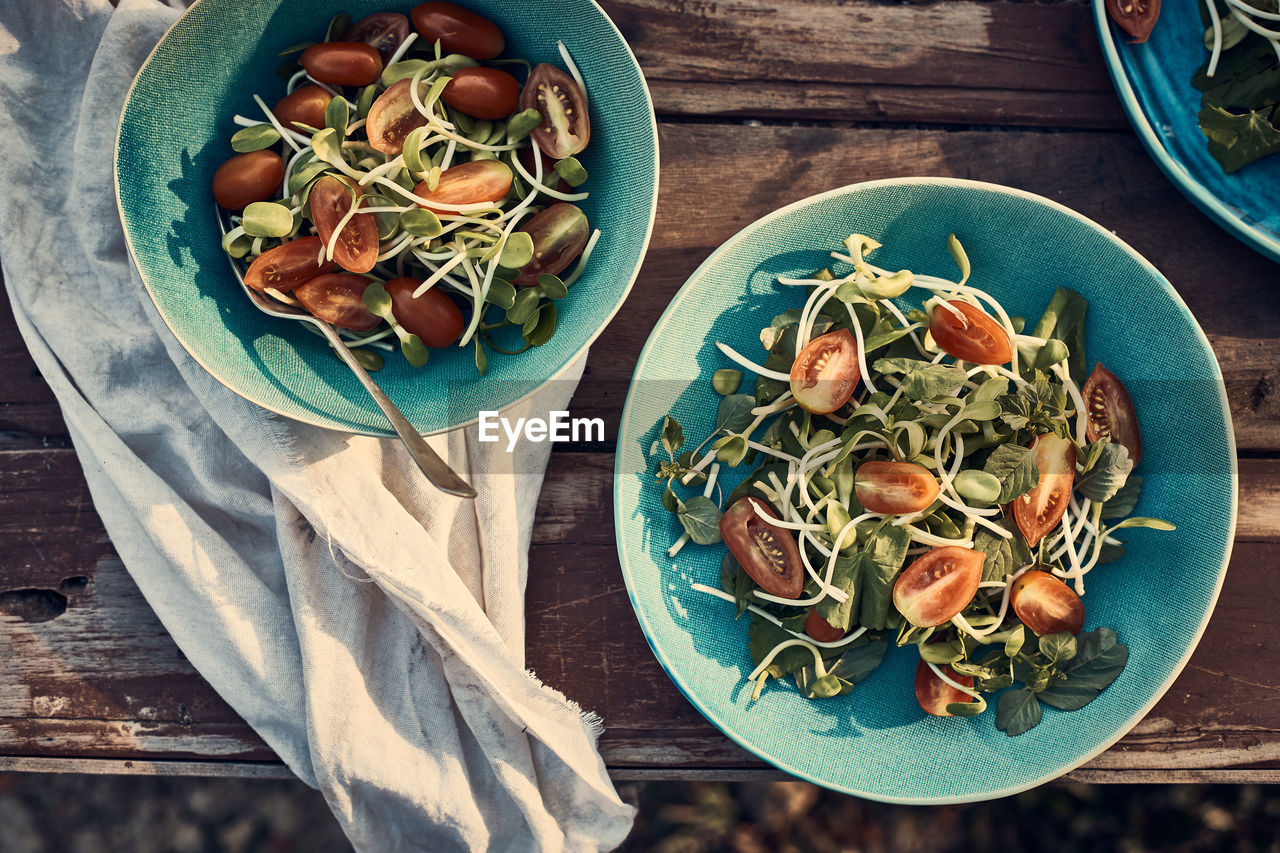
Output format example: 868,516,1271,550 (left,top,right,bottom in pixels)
614,178,1237,803
1094,0,1280,264
116,0,657,436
